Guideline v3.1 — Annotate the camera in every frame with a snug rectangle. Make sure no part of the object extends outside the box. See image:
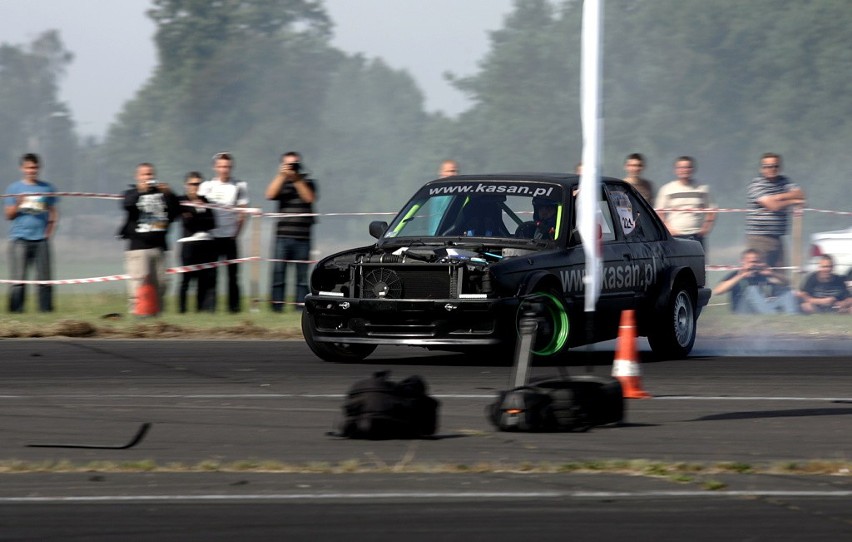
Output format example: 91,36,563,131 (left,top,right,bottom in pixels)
745,263,765,277
287,162,302,172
